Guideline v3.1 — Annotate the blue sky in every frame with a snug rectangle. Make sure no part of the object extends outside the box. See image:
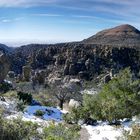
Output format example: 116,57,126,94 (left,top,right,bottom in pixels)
0,0,140,46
